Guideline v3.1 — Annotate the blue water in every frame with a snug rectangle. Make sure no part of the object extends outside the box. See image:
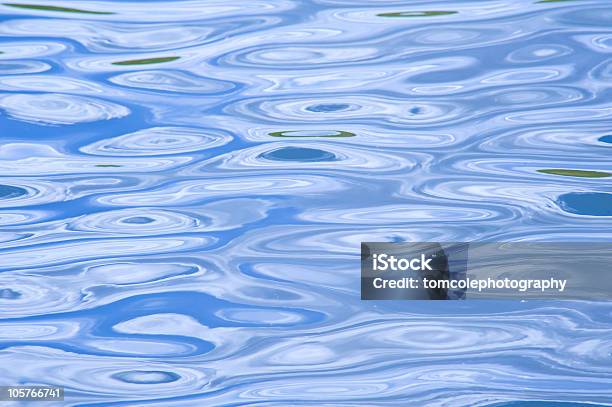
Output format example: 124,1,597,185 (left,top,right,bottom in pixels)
559,192,612,216
0,0,611,405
